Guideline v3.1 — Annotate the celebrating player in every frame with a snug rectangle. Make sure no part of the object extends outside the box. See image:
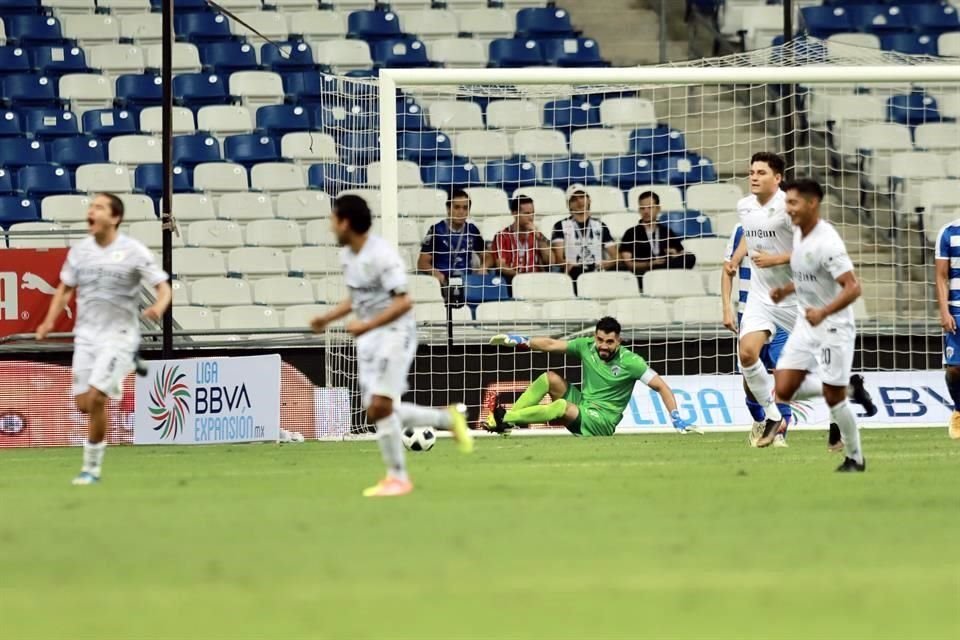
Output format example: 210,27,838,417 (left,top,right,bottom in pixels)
35,193,172,485
767,179,867,471
486,316,699,436
934,217,960,439
310,195,473,498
